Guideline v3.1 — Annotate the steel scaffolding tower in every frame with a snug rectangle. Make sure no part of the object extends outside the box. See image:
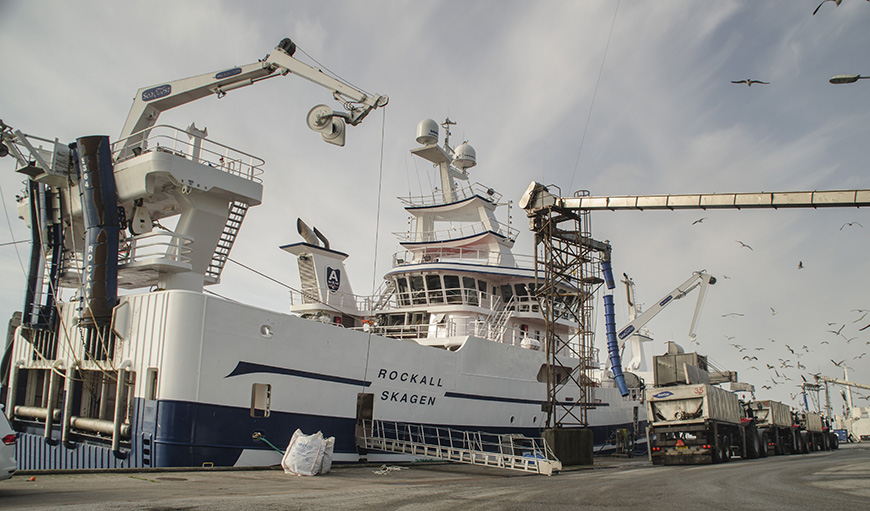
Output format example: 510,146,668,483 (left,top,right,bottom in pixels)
530,190,609,428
